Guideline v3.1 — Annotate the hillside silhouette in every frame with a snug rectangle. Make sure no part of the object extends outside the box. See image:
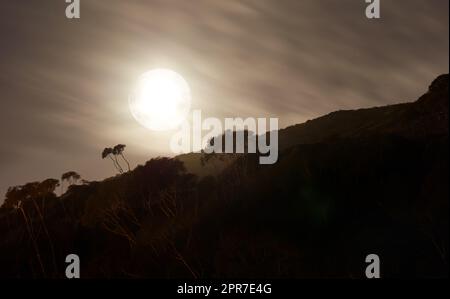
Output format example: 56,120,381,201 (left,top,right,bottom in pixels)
0,74,448,278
